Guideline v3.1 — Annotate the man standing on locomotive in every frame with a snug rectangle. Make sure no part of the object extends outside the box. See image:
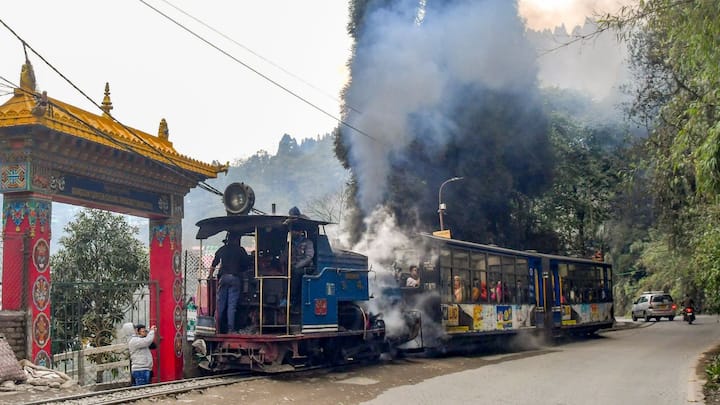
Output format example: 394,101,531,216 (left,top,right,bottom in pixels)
209,234,250,334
